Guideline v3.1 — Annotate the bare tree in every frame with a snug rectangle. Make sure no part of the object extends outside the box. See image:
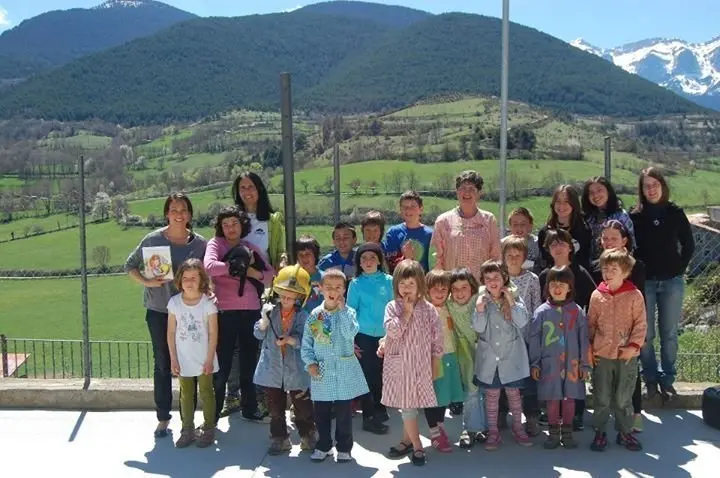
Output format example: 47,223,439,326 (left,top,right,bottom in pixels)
348,178,362,195
91,245,111,270
406,170,419,191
